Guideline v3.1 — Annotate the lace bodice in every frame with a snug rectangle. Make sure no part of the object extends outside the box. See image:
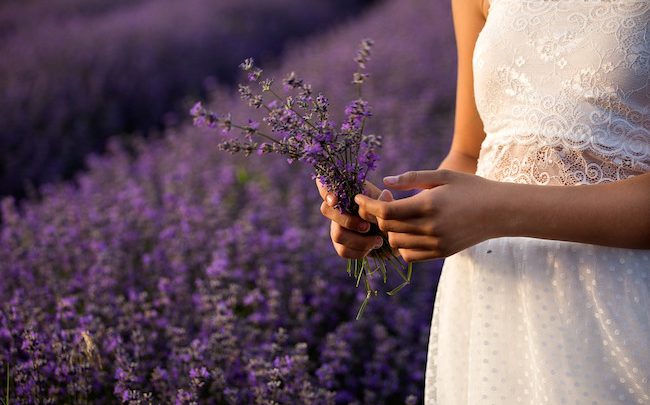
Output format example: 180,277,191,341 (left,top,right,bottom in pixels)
473,0,650,185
